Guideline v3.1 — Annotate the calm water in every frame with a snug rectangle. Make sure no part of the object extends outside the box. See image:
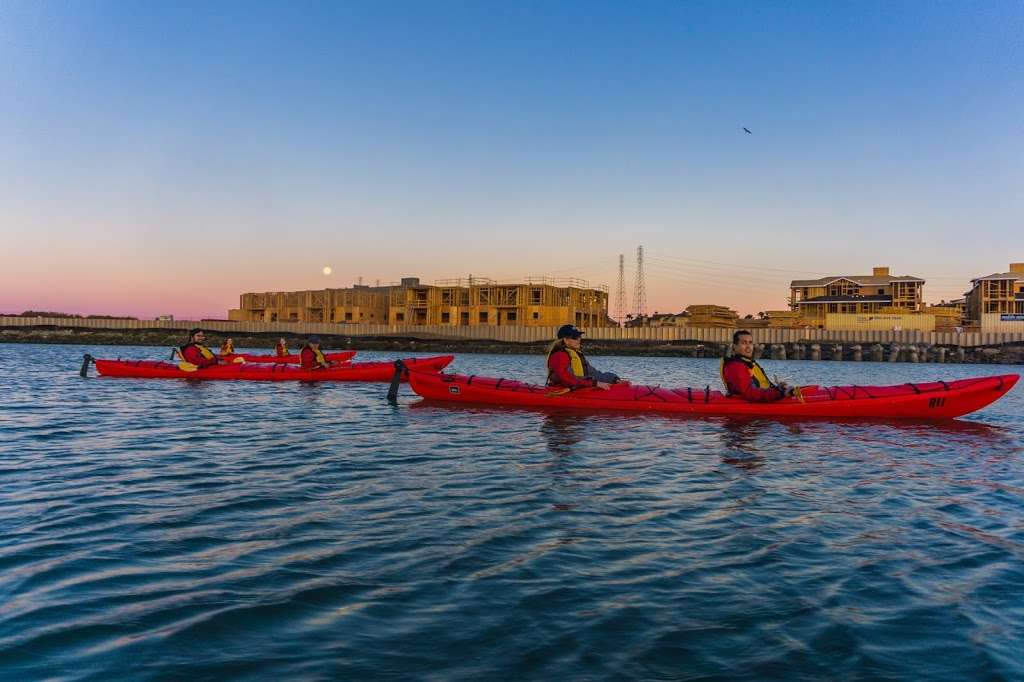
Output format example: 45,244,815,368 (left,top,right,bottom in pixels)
1,343,1023,681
